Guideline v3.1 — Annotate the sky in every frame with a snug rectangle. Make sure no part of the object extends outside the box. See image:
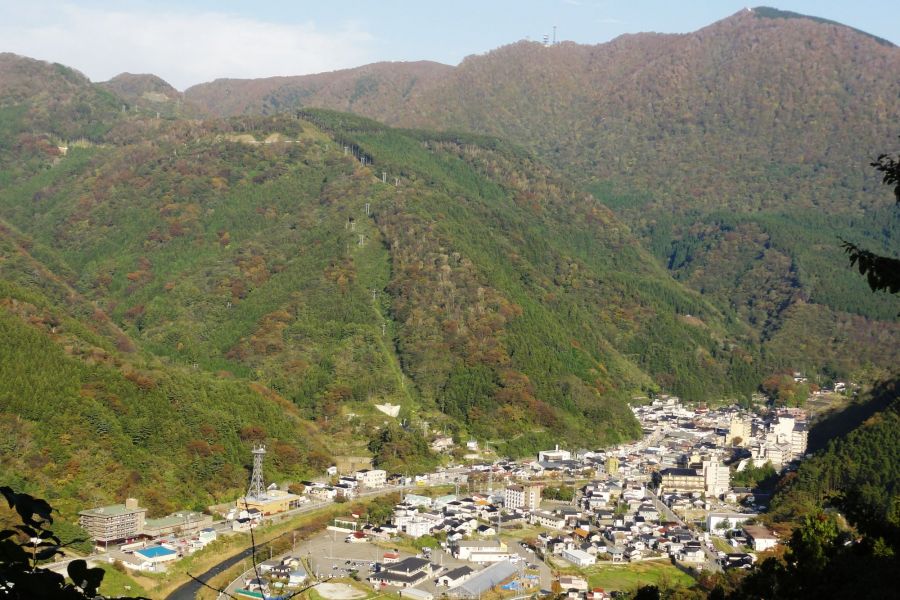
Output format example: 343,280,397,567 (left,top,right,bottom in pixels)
0,1,896,91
